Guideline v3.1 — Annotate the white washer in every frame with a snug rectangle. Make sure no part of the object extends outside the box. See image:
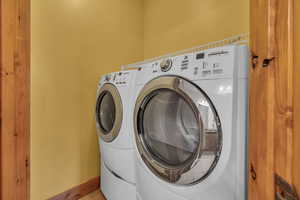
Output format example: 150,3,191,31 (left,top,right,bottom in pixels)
101,162,135,200
133,45,248,200
96,70,137,200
